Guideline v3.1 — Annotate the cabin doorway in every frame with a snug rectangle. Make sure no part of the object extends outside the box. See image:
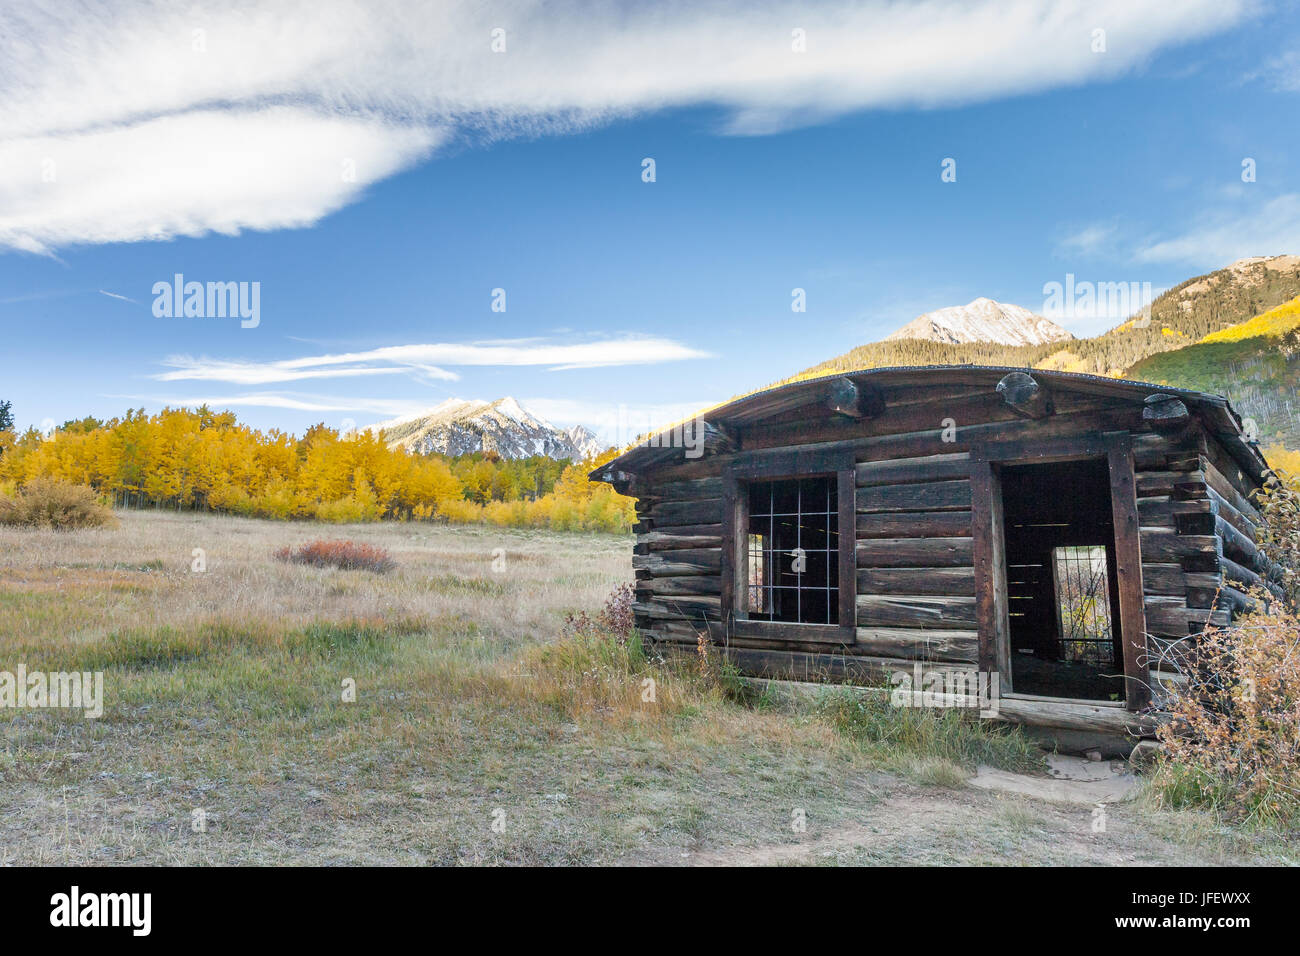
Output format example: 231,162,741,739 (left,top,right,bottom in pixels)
998,458,1126,701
